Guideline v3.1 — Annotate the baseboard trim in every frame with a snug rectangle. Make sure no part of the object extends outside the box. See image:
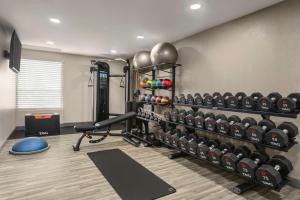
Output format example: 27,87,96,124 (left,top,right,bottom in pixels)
0,127,16,150
15,121,94,131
